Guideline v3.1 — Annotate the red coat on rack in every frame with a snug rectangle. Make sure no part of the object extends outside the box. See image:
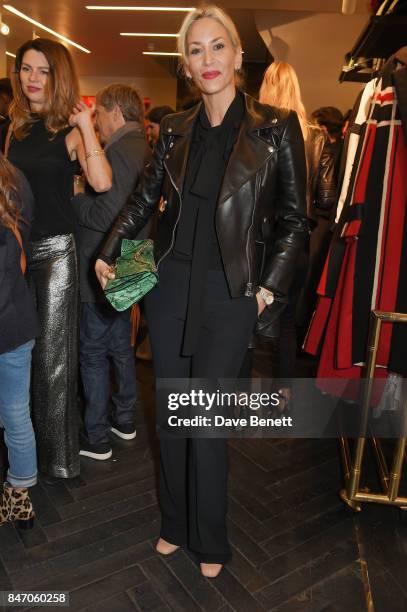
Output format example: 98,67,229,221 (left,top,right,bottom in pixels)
305,59,407,391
